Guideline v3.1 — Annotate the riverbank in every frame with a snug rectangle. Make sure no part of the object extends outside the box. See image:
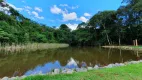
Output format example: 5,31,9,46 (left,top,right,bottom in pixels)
0,43,69,52
20,61,142,80
102,45,142,51
2,60,141,80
